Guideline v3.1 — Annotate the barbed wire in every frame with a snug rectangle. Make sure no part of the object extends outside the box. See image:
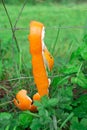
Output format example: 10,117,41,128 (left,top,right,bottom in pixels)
0,73,87,83
1,0,87,85
0,75,63,83
0,25,87,31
